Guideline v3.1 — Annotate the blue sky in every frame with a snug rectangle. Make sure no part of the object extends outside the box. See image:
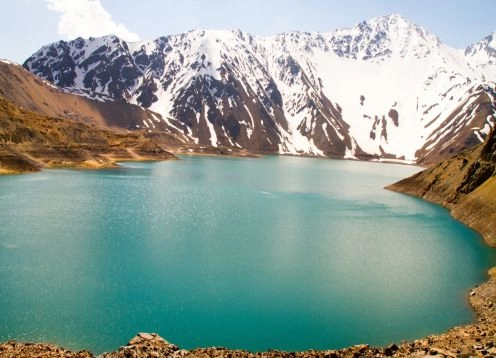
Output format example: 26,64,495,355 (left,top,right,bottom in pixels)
1,0,495,64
